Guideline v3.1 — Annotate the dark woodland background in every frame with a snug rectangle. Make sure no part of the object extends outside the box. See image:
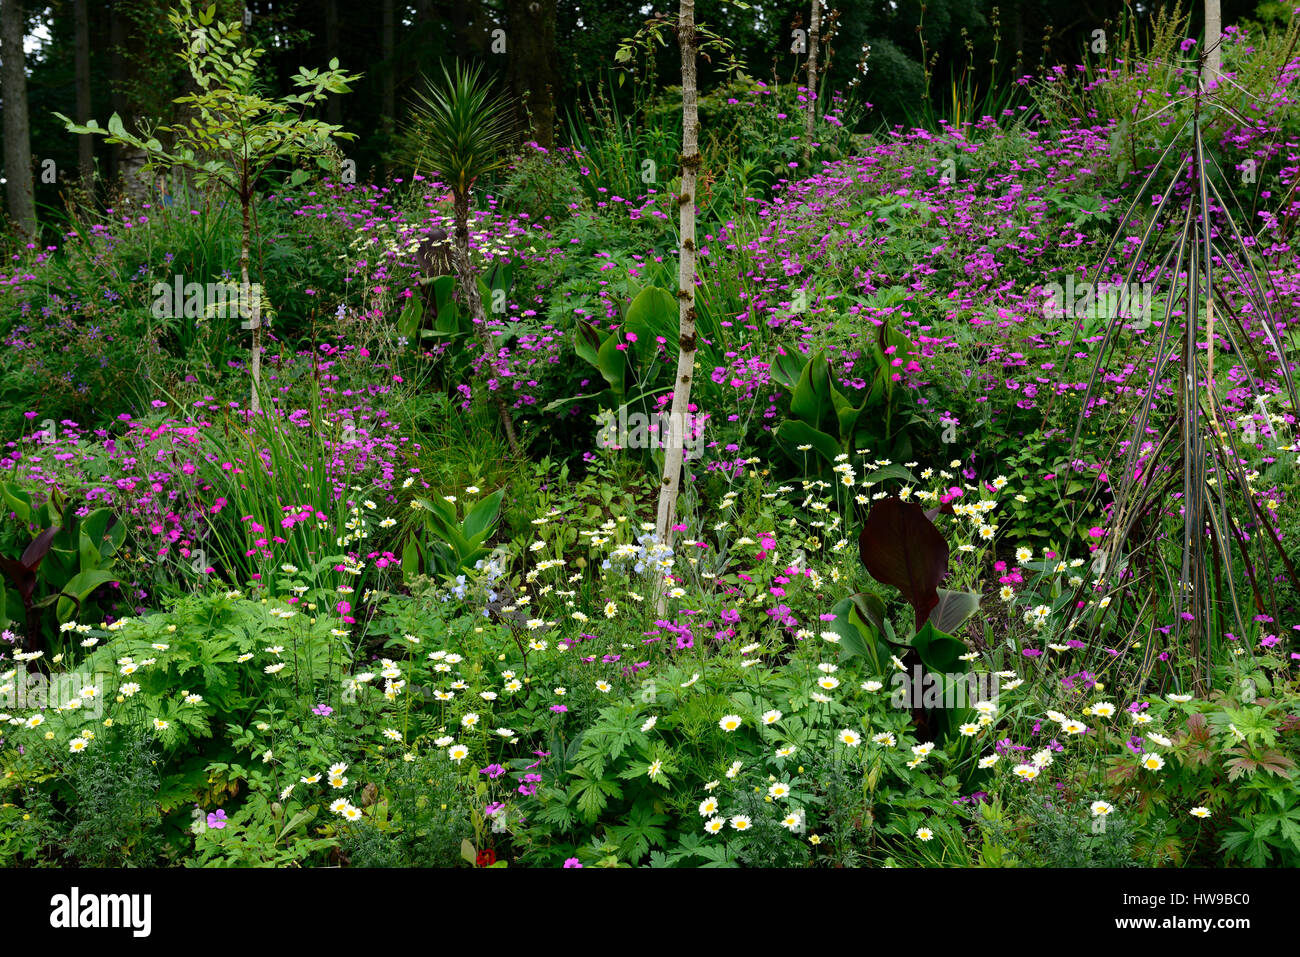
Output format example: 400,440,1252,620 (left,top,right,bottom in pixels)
0,0,1279,214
